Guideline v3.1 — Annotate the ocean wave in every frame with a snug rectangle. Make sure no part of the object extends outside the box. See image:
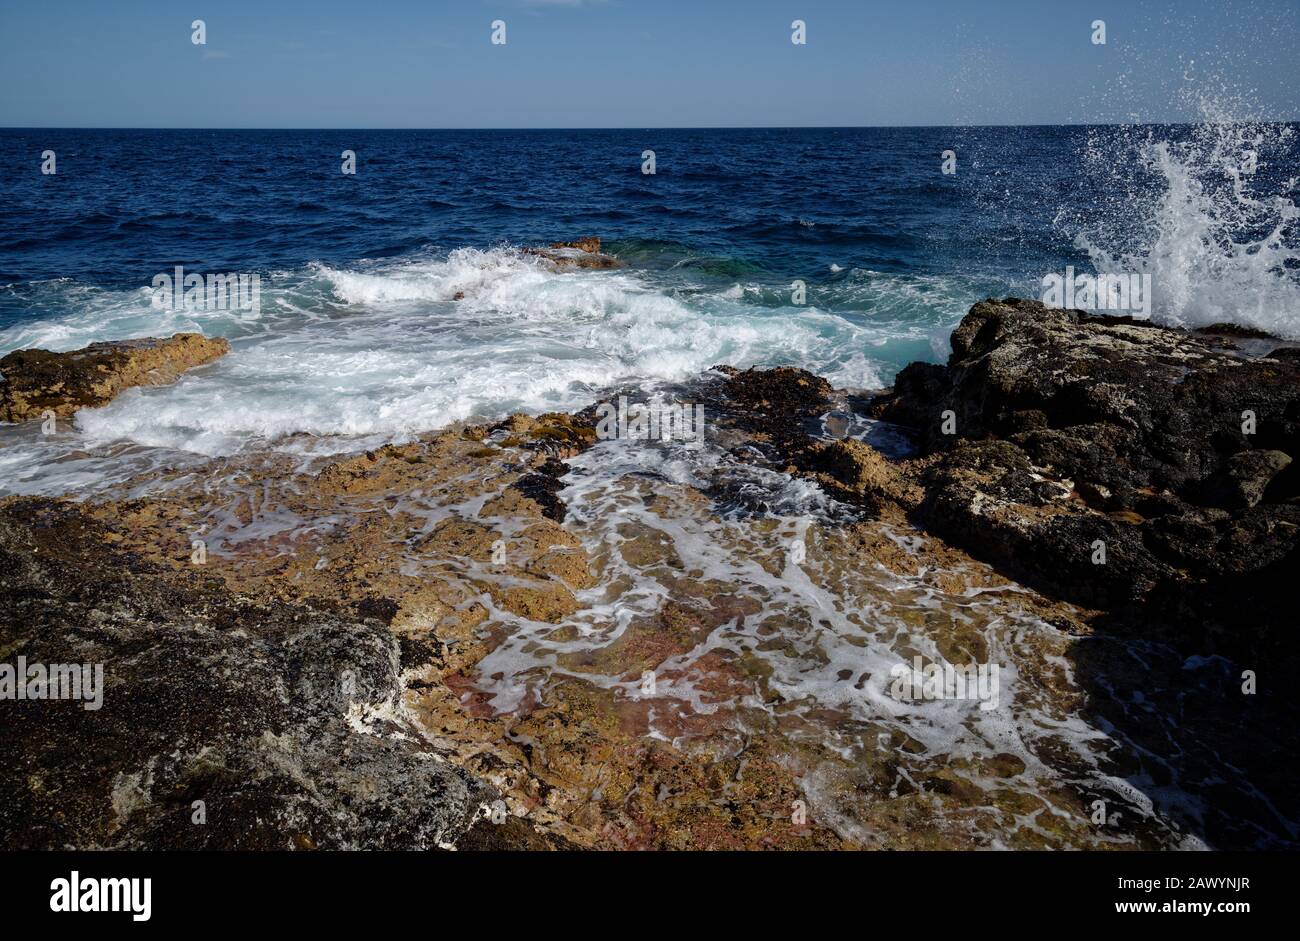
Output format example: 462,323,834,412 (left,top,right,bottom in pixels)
2,246,911,459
